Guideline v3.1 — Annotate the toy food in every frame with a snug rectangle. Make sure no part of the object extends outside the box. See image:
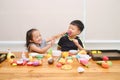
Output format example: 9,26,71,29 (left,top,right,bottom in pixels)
52,50,61,56
61,64,72,70
33,61,40,66
96,61,112,68
12,63,17,66
80,58,89,67
102,56,109,61
66,59,73,64
91,50,102,54
101,62,109,68
77,67,84,73
27,62,33,66
58,58,66,65
39,60,43,65
48,57,54,65
56,62,62,68
62,52,69,58
7,52,16,60
69,50,78,55
78,50,87,54
46,54,52,58
16,60,23,65
107,61,112,66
